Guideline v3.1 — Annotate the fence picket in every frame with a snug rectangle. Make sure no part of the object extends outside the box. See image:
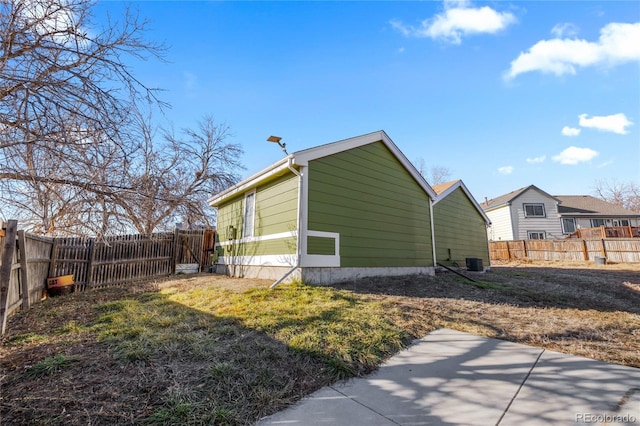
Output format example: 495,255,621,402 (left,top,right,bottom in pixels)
490,238,639,263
